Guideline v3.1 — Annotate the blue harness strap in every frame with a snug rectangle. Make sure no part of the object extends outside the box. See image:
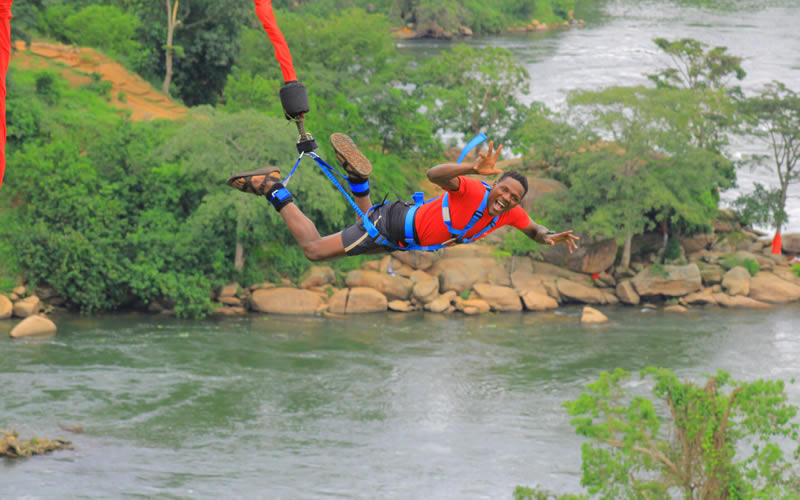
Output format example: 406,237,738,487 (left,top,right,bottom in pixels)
290,133,496,252
397,182,498,251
